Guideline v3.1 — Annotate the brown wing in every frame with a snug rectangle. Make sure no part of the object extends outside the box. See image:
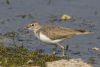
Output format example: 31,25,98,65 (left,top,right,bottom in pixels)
39,26,77,40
